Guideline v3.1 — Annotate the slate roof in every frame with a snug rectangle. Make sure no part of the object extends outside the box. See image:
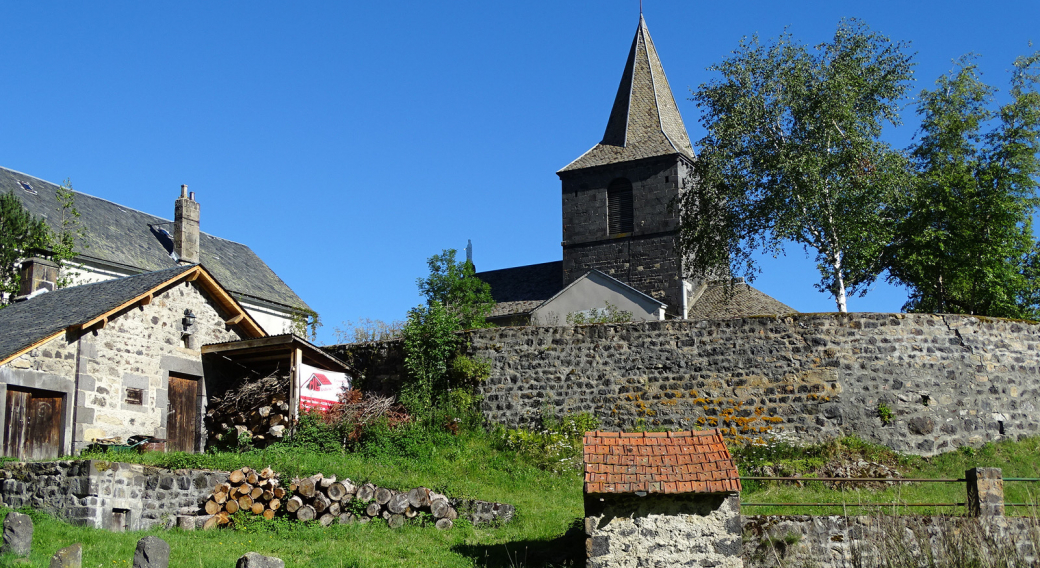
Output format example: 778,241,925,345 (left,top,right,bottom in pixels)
0,167,308,311
560,15,695,173
583,429,741,495
0,265,195,362
475,261,563,318
688,281,796,320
